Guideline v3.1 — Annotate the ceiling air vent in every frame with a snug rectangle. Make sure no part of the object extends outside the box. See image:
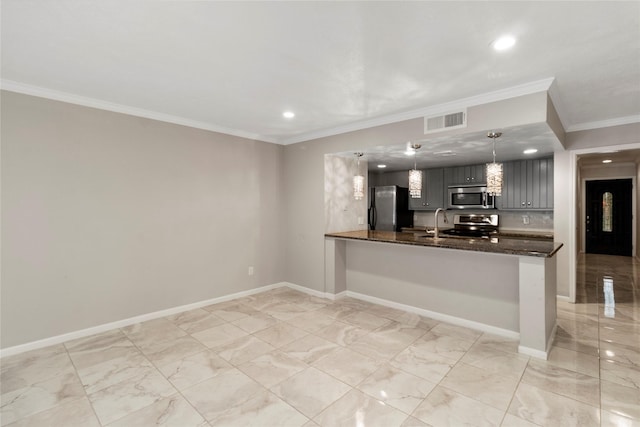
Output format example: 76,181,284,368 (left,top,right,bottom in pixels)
424,110,467,134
